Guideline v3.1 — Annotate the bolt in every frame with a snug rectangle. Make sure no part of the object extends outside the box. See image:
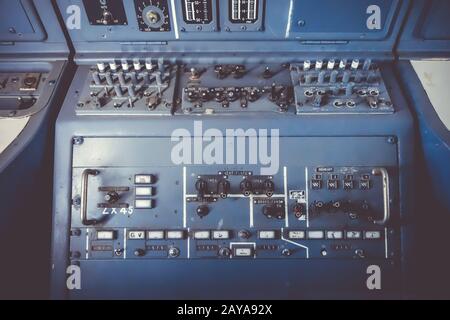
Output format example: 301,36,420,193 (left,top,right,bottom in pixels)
73,136,84,145
297,20,306,27
387,136,397,144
